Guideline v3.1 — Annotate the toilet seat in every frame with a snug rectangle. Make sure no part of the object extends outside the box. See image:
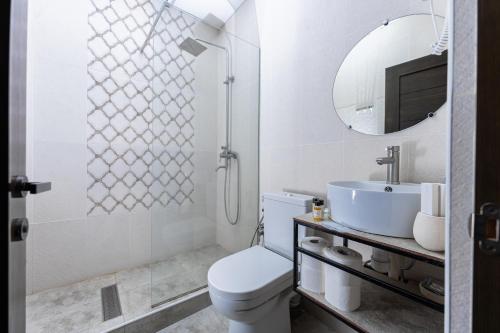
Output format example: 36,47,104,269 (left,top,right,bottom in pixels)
208,246,293,309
